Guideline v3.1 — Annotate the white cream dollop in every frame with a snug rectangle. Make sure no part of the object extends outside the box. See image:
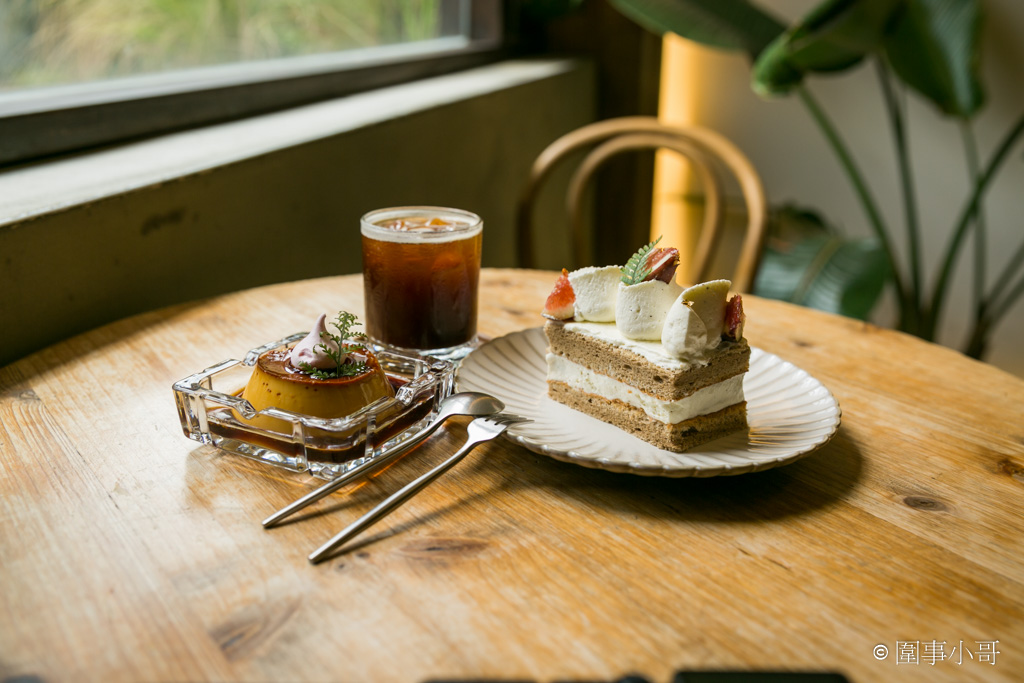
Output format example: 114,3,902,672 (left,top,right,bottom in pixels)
678,280,731,348
615,279,683,340
289,313,343,370
569,265,621,322
661,301,708,359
